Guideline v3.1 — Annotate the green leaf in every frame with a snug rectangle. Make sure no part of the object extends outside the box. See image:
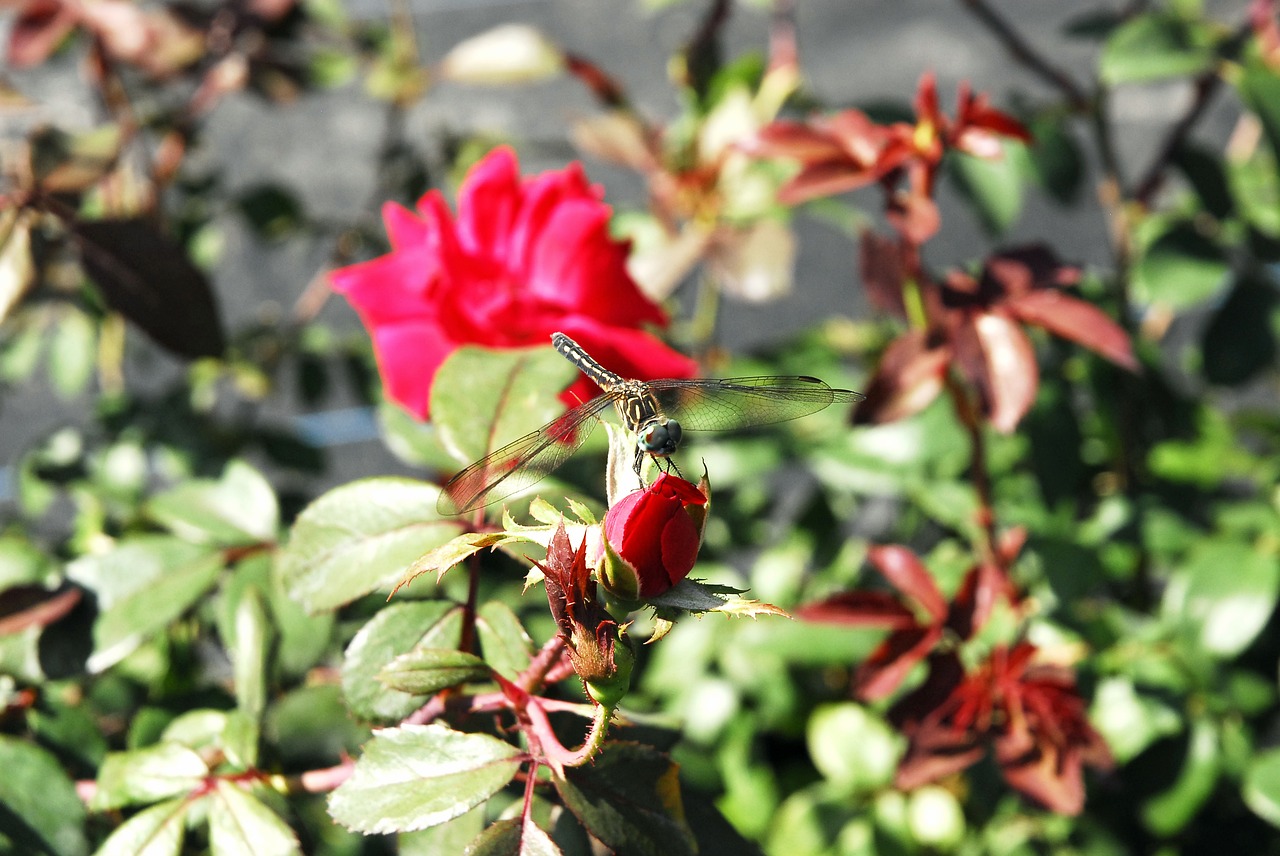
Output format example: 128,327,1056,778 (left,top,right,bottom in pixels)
235,184,305,243
1162,538,1280,657
231,585,271,724
1172,144,1234,220
147,460,279,545
0,736,88,856
378,399,457,470
208,780,302,856
278,478,457,612
1131,221,1228,308
1201,273,1278,386
1026,115,1084,205
48,307,96,398
66,536,225,670
554,742,696,856
328,724,523,834
1244,747,1280,829
394,531,511,593
475,601,535,680
94,798,188,856
0,534,54,589
948,147,1024,235
1090,677,1183,764
431,345,577,467
398,804,487,855
220,554,334,680
806,703,903,794
341,601,464,722
1099,13,1216,84
1240,65,1280,164
463,817,562,856
92,743,209,811
379,648,491,695
1142,718,1220,836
